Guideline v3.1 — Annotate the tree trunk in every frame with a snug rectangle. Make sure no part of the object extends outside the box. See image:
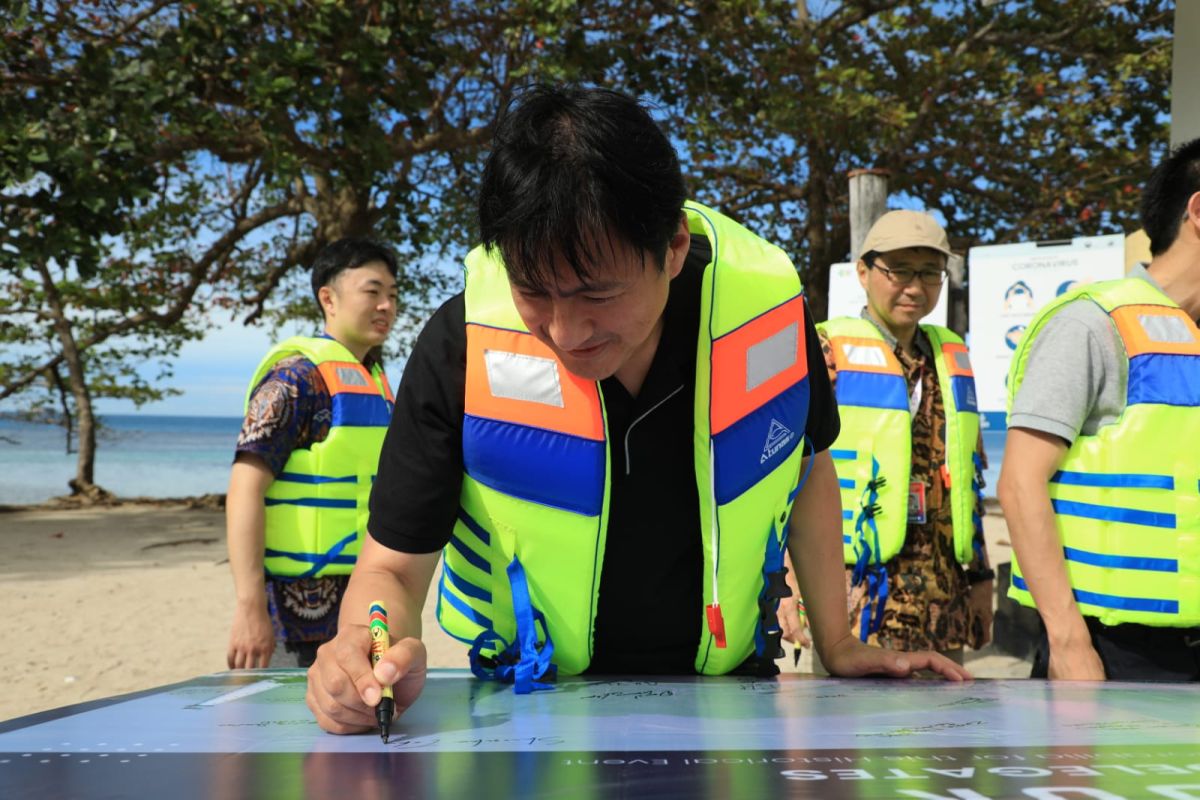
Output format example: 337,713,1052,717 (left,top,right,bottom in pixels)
34,260,110,502
805,155,832,322
46,365,75,455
